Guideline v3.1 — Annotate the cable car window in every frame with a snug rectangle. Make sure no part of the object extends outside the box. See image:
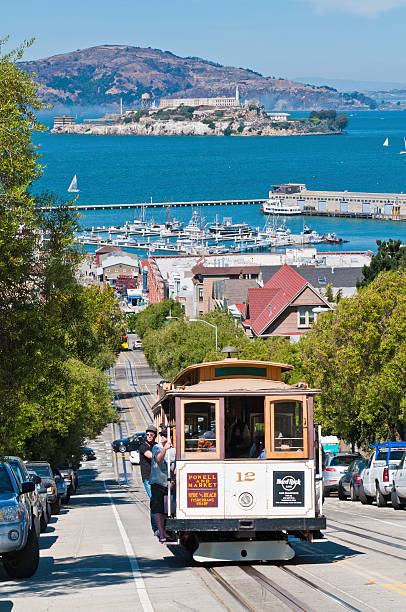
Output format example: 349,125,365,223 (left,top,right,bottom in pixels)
272,401,304,454
225,396,264,459
183,402,217,453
